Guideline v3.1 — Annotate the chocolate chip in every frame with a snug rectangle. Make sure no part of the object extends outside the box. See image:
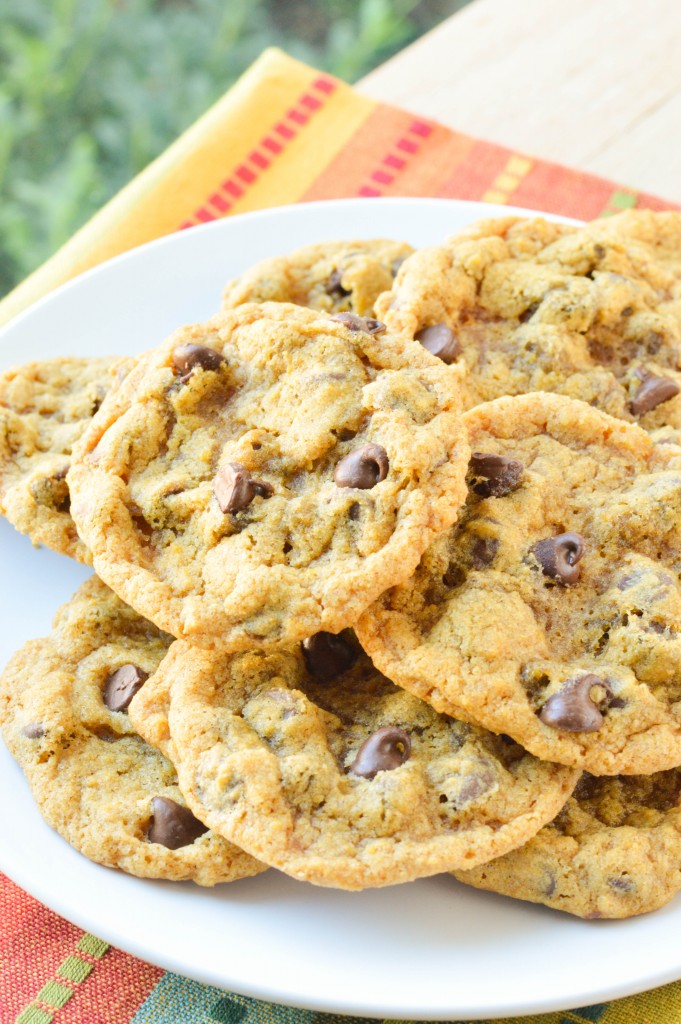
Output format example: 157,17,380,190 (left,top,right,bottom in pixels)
213,462,273,513
455,765,496,806
349,726,411,779
442,565,465,589
334,443,389,489
630,373,680,416
519,302,539,323
29,471,71,513
469,453,524,497
609,875,635,892
539,674,611,732
21,723,44,739
93,726,122,743
471,537,499,568
414,323,461,364
330,312,387,335
147,796,208,849
532,532,585,585
543,872,558,898
172,344,225,376
325,269,350,298
103,664,149,712
302,632,358,680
